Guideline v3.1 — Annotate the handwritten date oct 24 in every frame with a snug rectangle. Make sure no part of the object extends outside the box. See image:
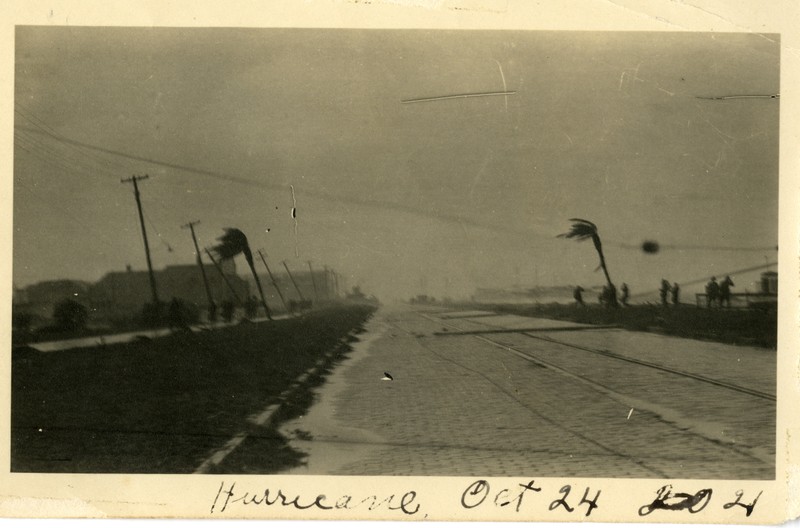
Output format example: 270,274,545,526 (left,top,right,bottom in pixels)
209,479,763,519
